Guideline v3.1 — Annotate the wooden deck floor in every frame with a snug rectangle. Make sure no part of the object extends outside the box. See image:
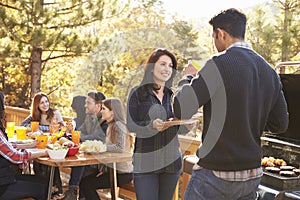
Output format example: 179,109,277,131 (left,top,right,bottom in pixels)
21,166,131,200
